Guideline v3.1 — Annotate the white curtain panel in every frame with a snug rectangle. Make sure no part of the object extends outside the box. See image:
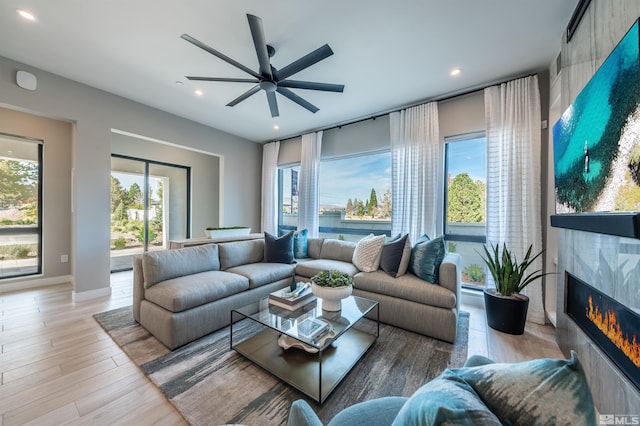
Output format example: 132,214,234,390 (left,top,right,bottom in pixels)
390,102,441,244
261,141,280,234
298,131,323,238
485,75,544,324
